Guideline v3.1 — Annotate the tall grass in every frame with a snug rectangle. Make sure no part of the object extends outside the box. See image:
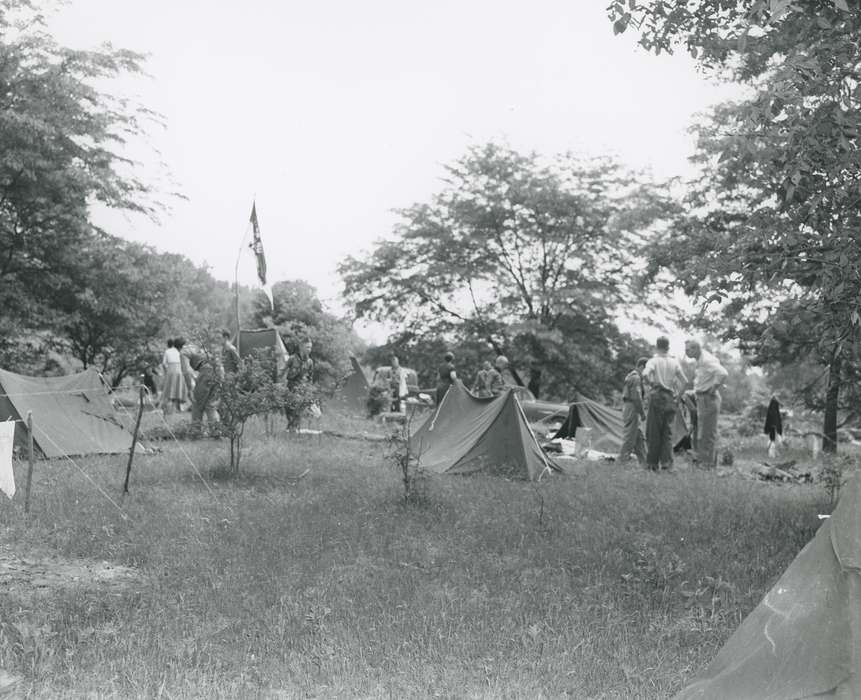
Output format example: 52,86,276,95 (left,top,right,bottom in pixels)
0,416,832,699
